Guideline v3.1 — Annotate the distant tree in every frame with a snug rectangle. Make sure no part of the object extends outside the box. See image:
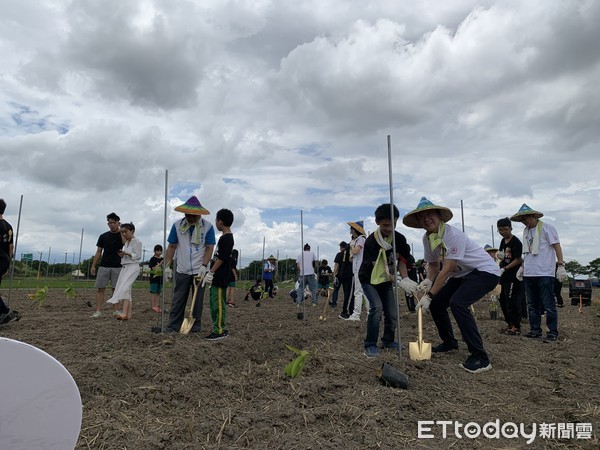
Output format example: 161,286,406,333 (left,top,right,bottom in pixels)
586,258,600,278
565,261,585,278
